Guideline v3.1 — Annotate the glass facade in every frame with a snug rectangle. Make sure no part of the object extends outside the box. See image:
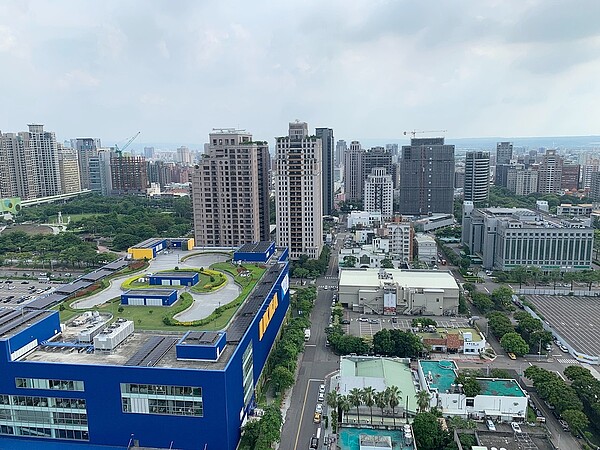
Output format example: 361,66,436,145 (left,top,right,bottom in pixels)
120,383,203,417
16,378,84,392
242,342,254,406
0,393,88,441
